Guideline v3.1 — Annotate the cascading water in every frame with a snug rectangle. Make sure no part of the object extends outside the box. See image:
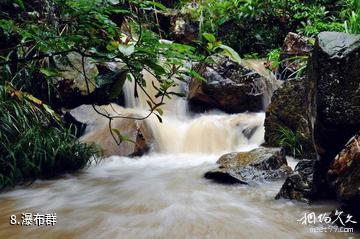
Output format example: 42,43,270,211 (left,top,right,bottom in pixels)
0,67,358,239
122,69,266,154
